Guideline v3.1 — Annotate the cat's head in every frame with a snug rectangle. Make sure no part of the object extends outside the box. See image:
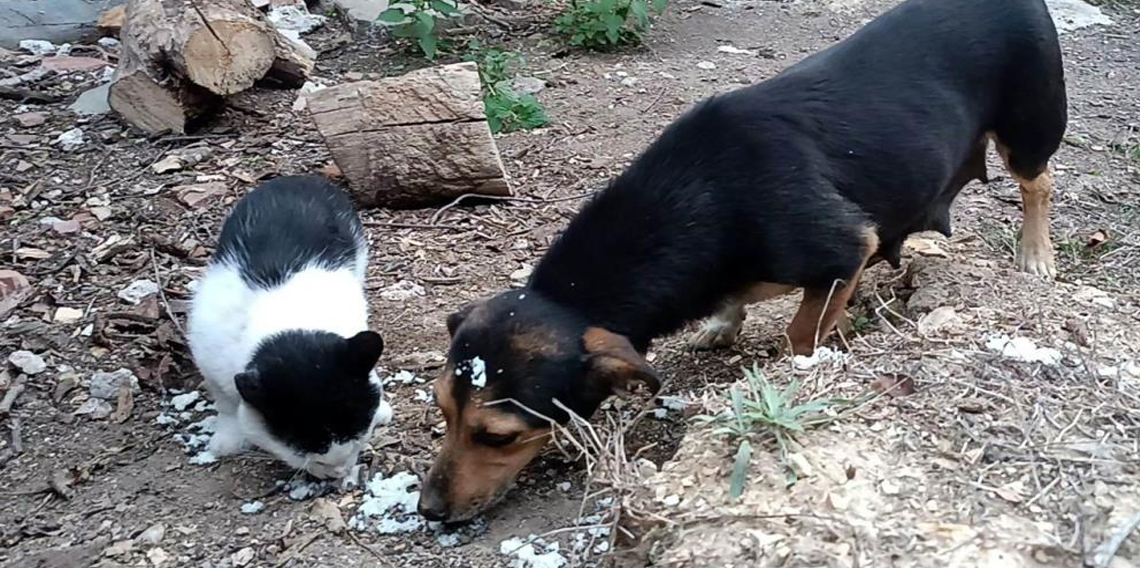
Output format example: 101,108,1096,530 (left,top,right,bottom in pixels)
234,330,389,479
